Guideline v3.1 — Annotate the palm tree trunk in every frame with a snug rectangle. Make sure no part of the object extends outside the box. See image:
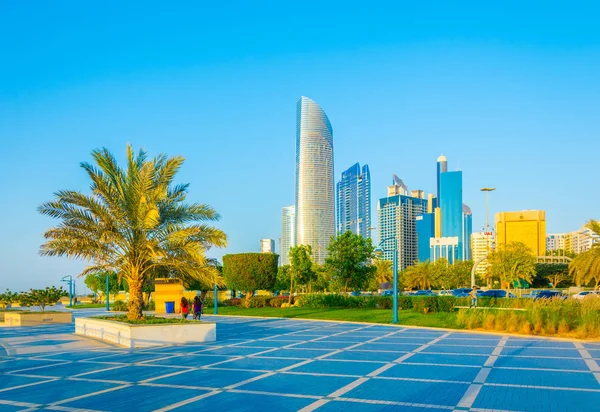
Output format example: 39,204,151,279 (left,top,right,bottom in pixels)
289,276,294,304
127,277,144,320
